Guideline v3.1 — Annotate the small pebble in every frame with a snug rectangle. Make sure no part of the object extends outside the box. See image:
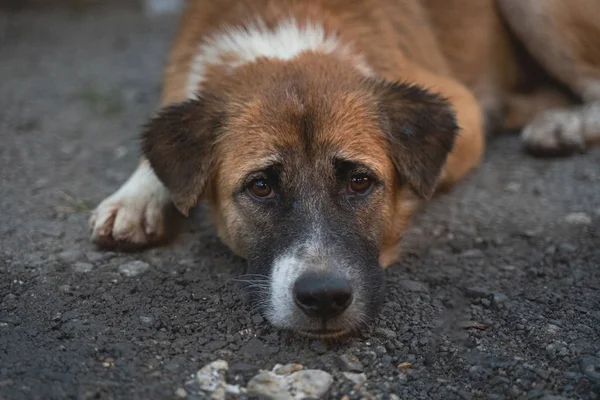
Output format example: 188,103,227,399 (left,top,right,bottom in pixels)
73,262,94,273
310,340,327,354
118,260,150,277
460,249,483,258
196,360,229,395
493,293,508,305
86,251,110,263
337,354,363,372
288,370,333,398
247,371,288,399
374,327,397,340
57,250,83,263
398,280,429,293
505,182,521,193
398,362,413,369
343,372,367,386
579,356,600,383
564,212,592,225
205,340,227,352
274,363,303,375
139,315,155,326
546,324,560,335
464,286,491,298
248,369,333,400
